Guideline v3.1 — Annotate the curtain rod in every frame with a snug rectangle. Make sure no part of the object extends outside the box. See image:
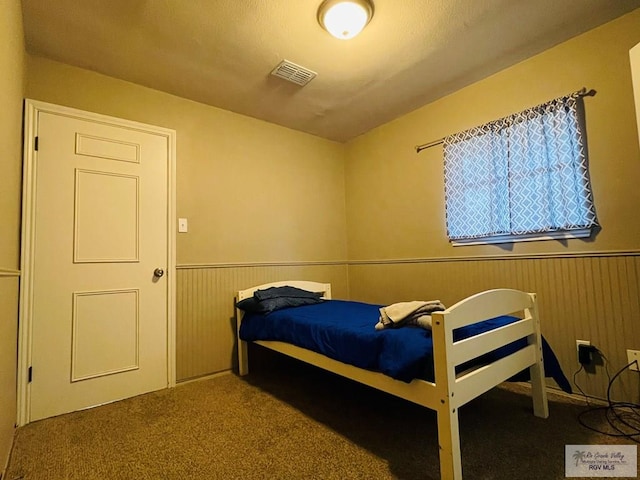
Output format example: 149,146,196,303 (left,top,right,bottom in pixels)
414,87,596,154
